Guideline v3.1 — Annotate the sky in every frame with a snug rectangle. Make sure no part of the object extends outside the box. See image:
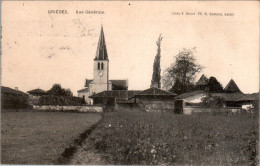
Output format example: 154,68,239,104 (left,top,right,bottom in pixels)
1,1,259,95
